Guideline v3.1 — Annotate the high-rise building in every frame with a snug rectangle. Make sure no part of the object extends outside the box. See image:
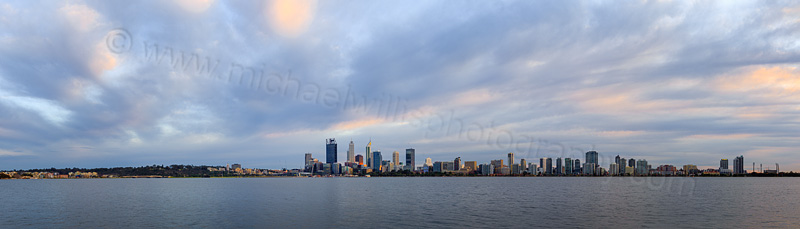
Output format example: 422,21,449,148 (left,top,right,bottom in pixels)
305,153,313,169
392,151,400,166
617,157,626,175
425,157,432,167
733,155,744,174
635,159,648,176
433,161,443,172
355,154,364,166
609,163,619,175
405,148,415,171
479,163,494,175
347,140,355,163
586,151,599,165
720,159,729,170
508,152,515,168
615,155,621,165
372,150,382,171
454,157,462,170
520,159,527,172
491,160,504,174
683,164,699,175
442,161,455,171
574,159,581,174
365,141,372,169
326,138,338,164
539,157,553,175
539,157,547,174
628,158,635,168
583,163,596,175
565,158,573,175
464,161,478,171
555,157,563,175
